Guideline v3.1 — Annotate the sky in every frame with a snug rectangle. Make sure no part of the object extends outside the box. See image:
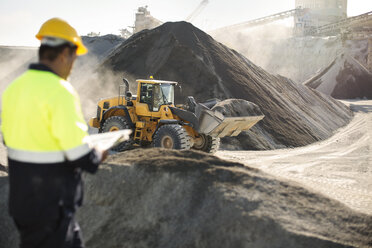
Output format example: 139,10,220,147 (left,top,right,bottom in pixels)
0,0,371,46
